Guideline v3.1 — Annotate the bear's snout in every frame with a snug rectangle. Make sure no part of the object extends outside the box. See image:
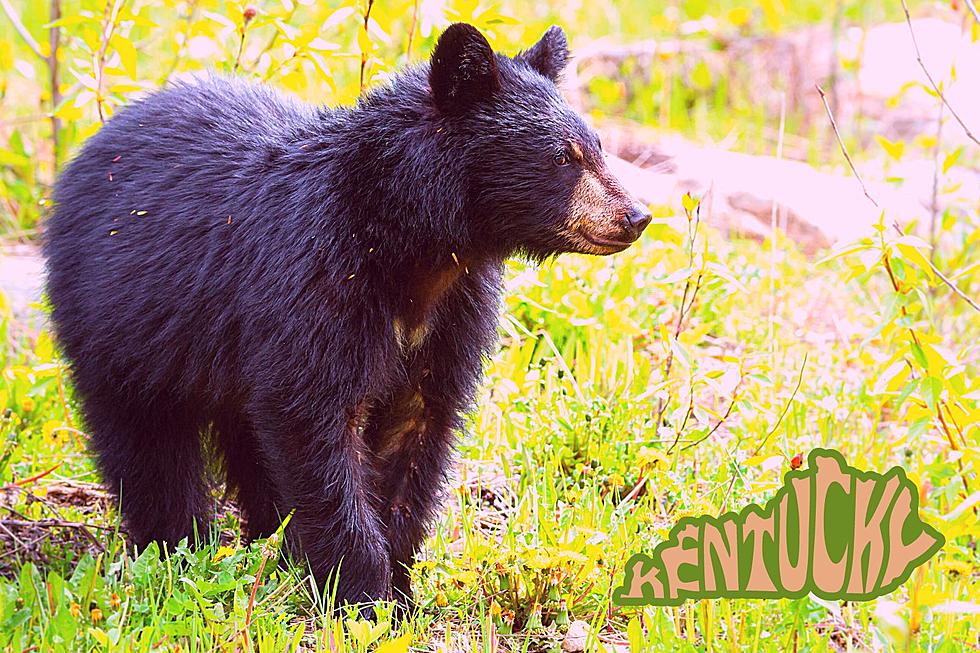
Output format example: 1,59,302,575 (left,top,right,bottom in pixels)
623,204,652,238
